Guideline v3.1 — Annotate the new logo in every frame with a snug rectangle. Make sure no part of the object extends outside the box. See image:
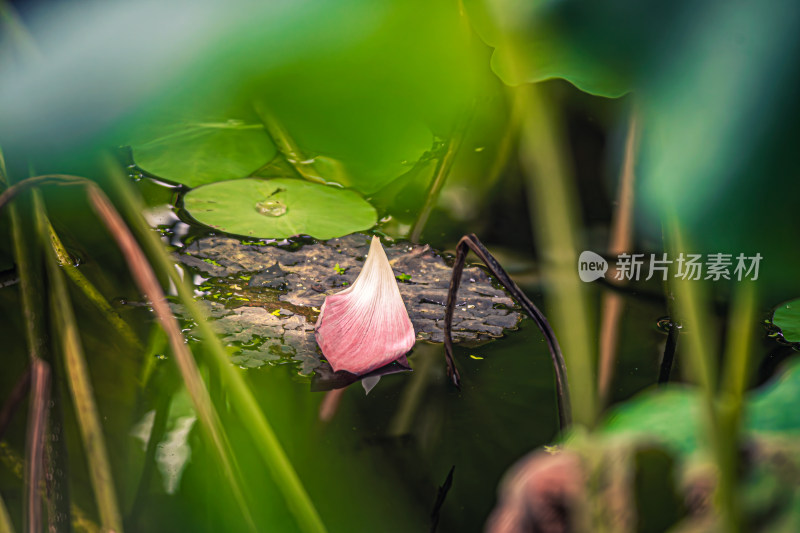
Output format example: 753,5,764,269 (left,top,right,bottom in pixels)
578,251,608,282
